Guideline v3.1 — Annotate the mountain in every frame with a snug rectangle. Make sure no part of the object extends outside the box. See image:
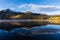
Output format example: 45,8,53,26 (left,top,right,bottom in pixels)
0,9,48,19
